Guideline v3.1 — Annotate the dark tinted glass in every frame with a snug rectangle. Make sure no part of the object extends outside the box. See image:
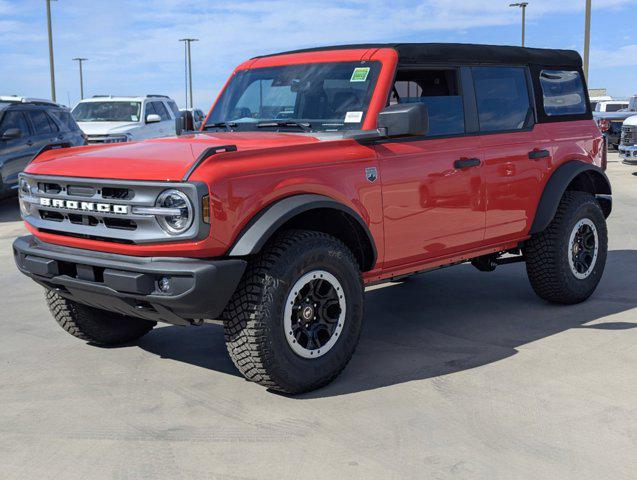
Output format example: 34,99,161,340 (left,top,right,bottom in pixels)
49,109,78,131
605,104,626,112
473,66,533,132
27,110,56,134
152,101,171,120
0,110,30,136
390,69,465,136
540,70,587,116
